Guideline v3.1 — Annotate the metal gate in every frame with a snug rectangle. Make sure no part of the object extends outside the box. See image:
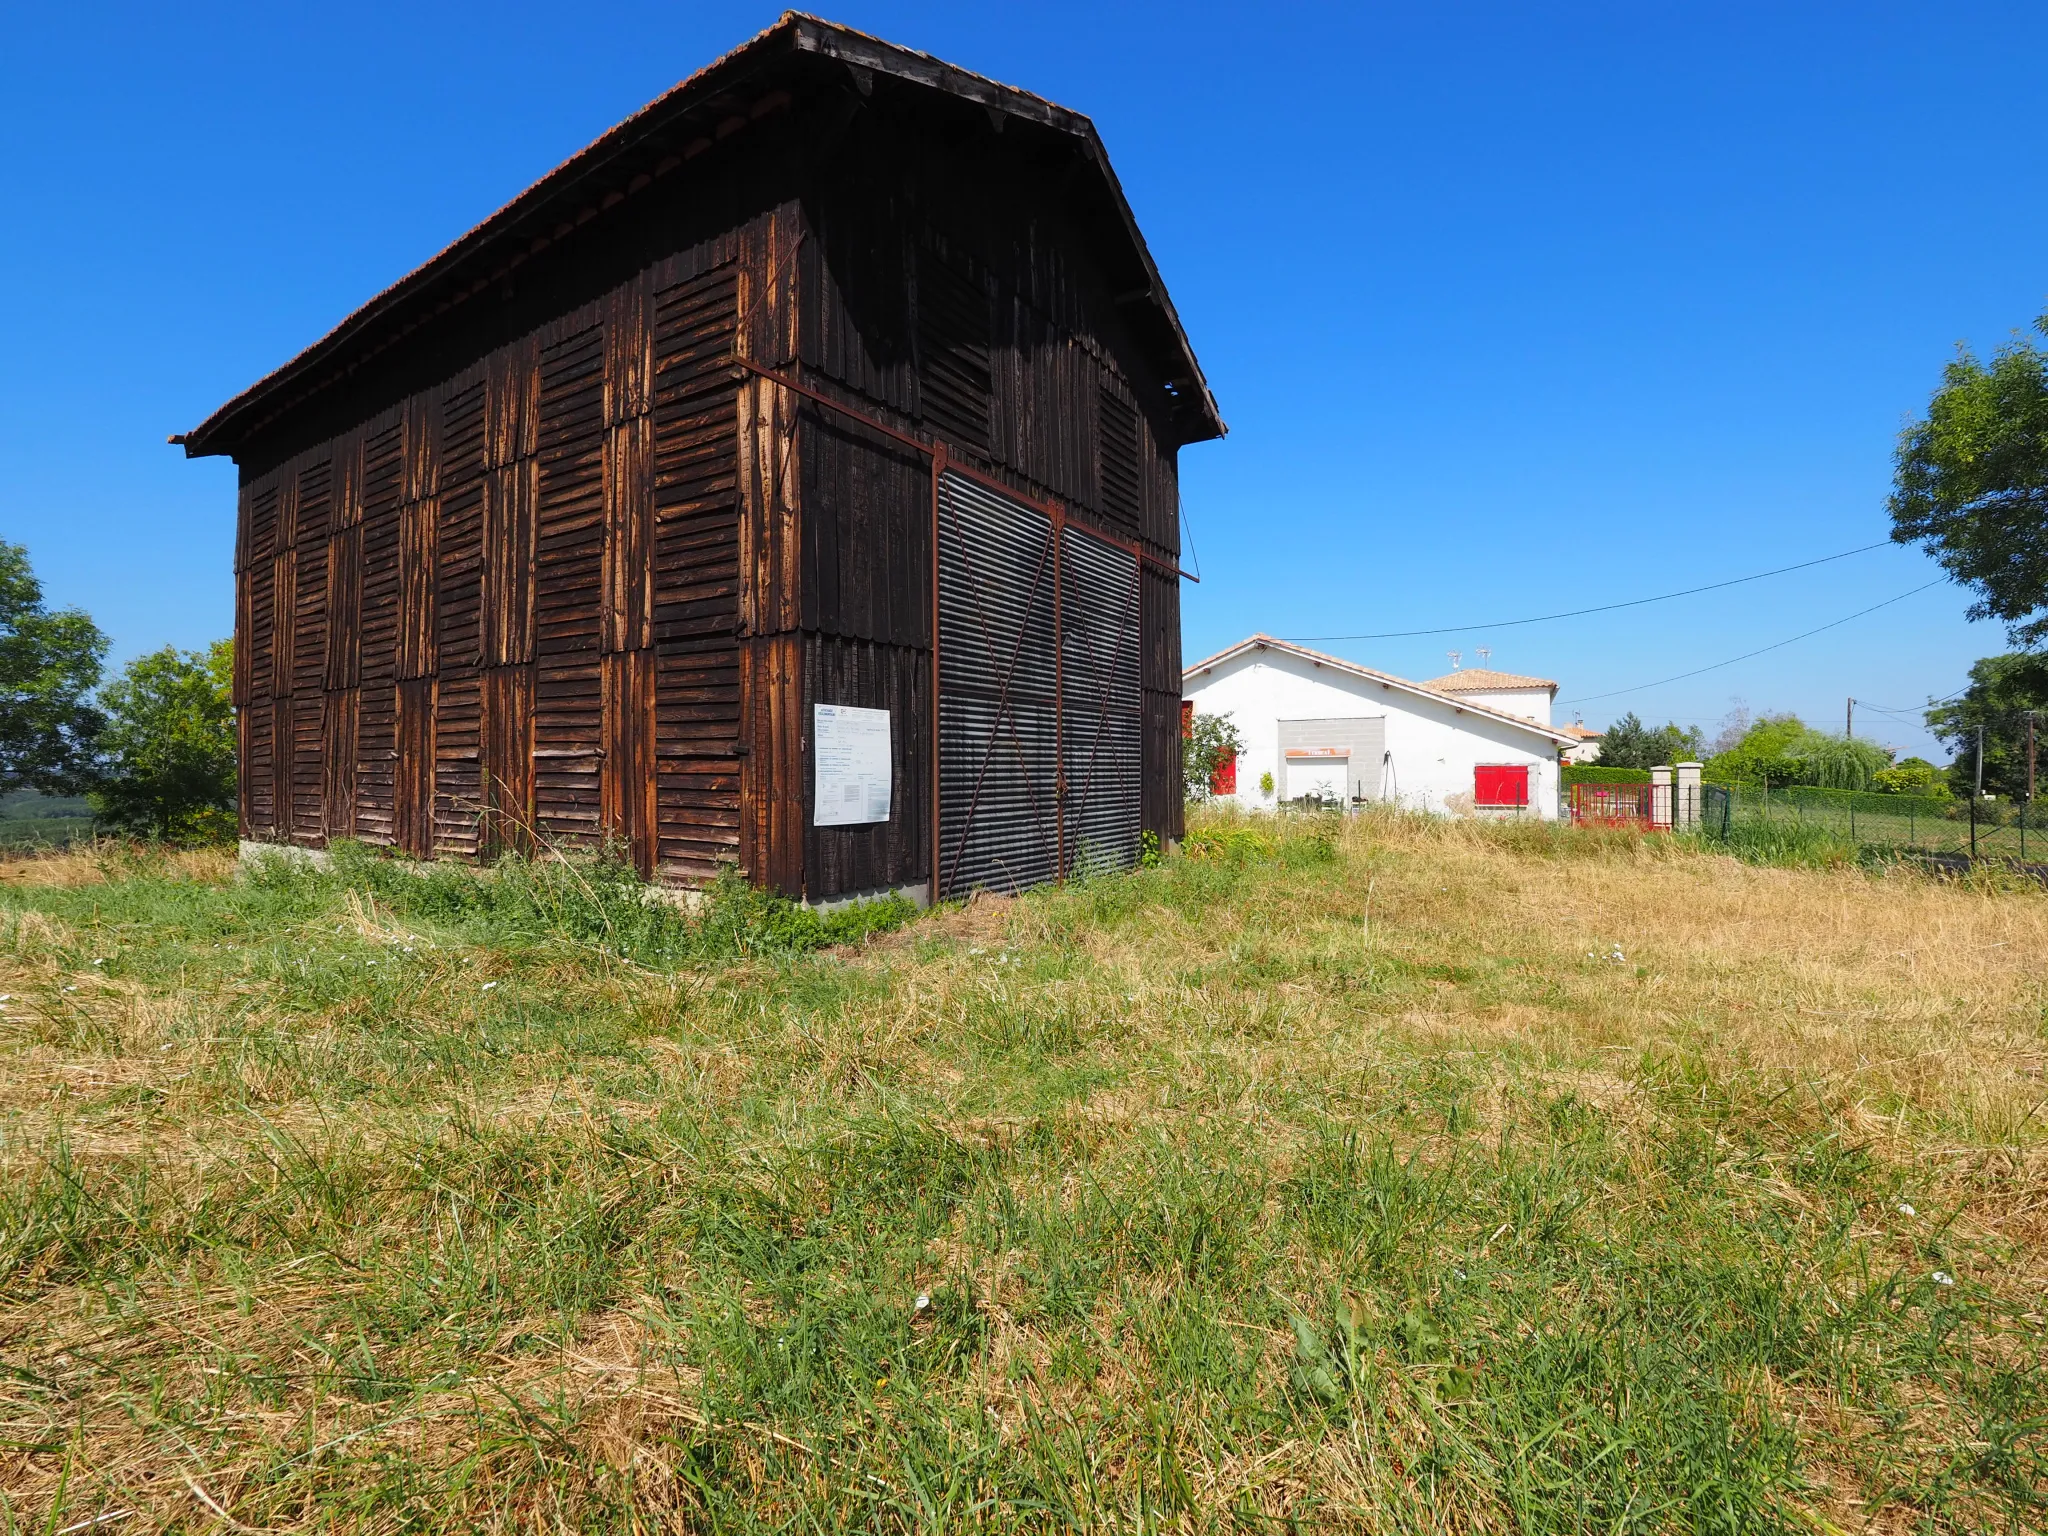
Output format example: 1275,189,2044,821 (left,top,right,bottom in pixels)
935,469,1141,898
